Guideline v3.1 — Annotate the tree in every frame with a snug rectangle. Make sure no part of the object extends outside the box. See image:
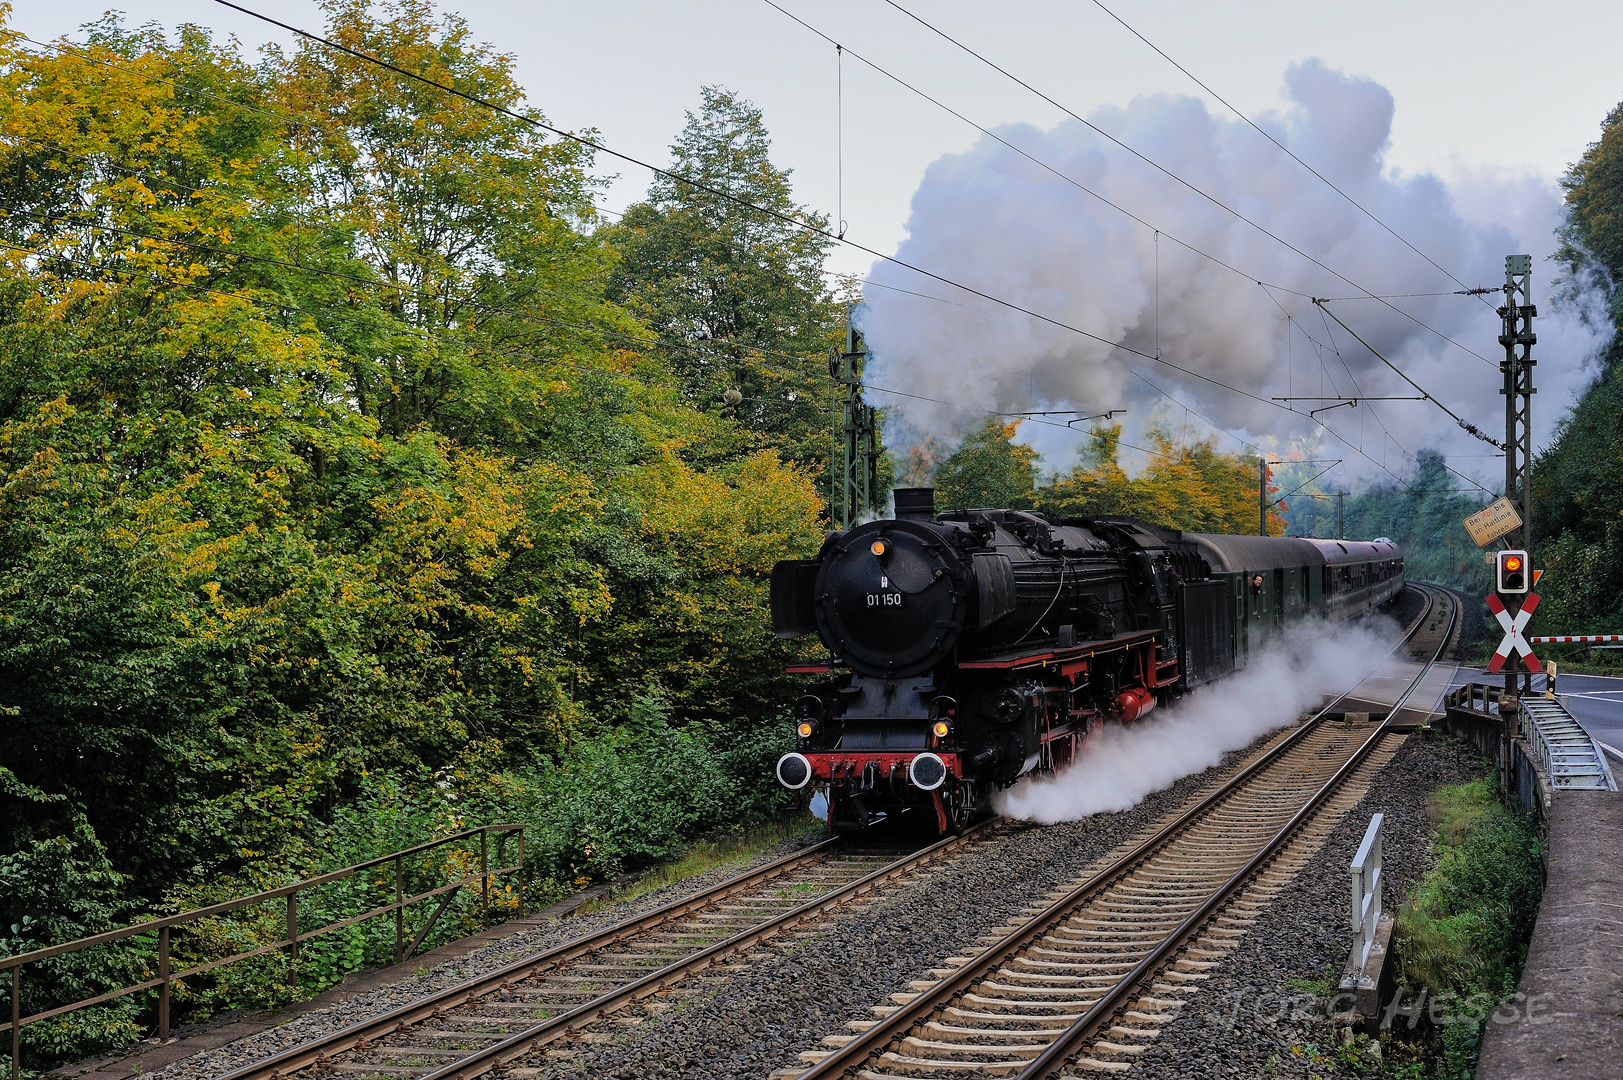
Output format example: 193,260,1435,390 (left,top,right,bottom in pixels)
603,86,842,477
1285,451,1491,595
1038,425,1277,533
0,1,825,963
932,419,1039,510
1528,99,1623,629
1561,101,1623,291
269,0,640,456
